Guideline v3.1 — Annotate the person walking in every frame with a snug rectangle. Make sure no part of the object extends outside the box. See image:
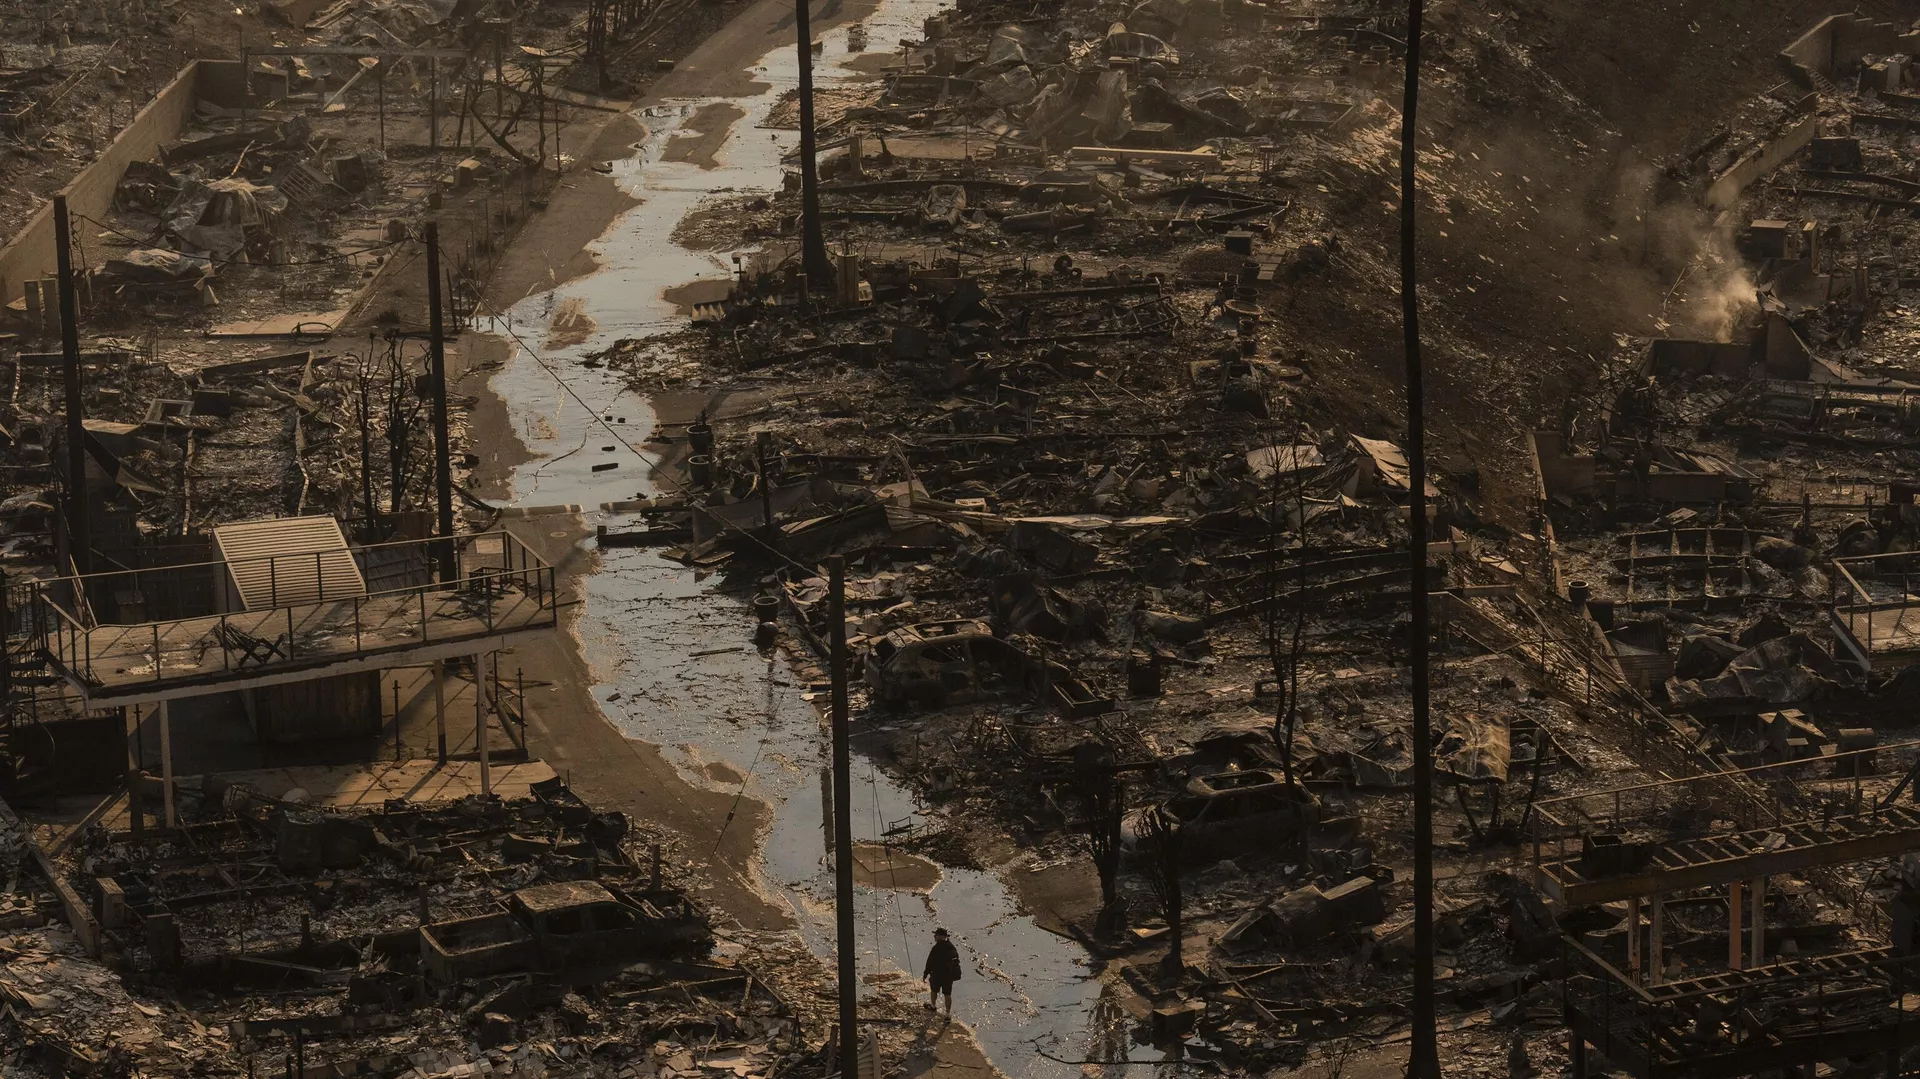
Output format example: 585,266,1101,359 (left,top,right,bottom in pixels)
923,928,962,1016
